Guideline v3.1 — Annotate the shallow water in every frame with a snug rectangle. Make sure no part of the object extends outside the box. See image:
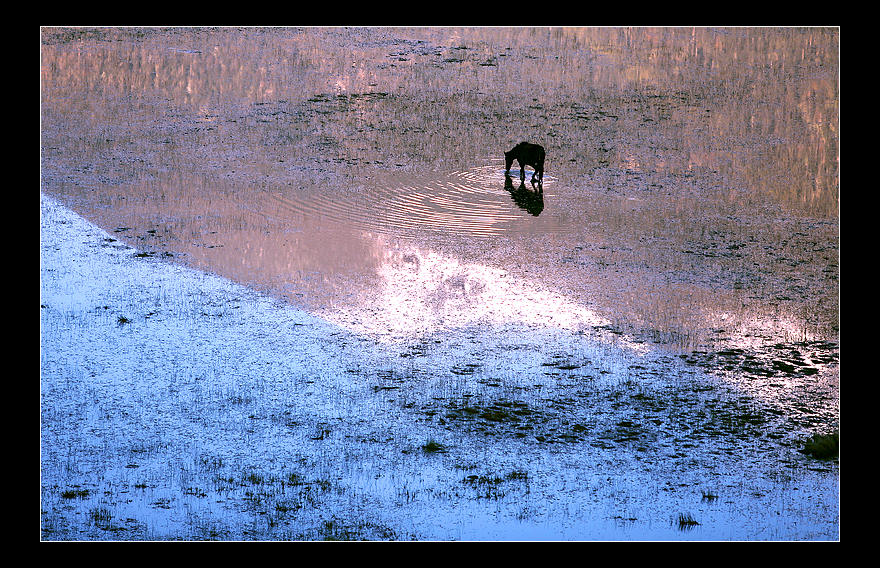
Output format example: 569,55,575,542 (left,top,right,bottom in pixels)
40,193,839,540
40,26,839,350
271,164,566,236
40,27,839,540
